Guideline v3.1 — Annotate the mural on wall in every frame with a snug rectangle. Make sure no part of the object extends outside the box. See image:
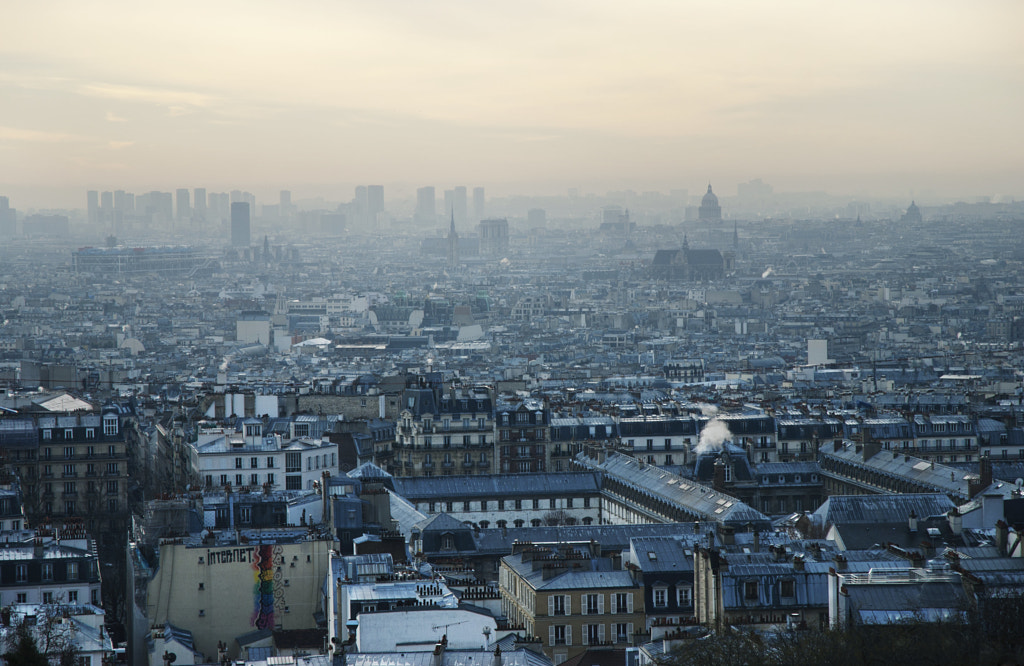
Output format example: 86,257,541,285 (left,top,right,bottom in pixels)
252,544,276,629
